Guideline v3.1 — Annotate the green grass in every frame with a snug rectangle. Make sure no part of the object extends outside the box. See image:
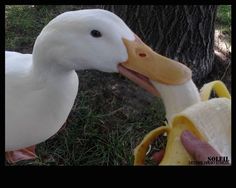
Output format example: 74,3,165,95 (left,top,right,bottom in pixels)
5,5,59,51
215,5,231,36
216,5,231,25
